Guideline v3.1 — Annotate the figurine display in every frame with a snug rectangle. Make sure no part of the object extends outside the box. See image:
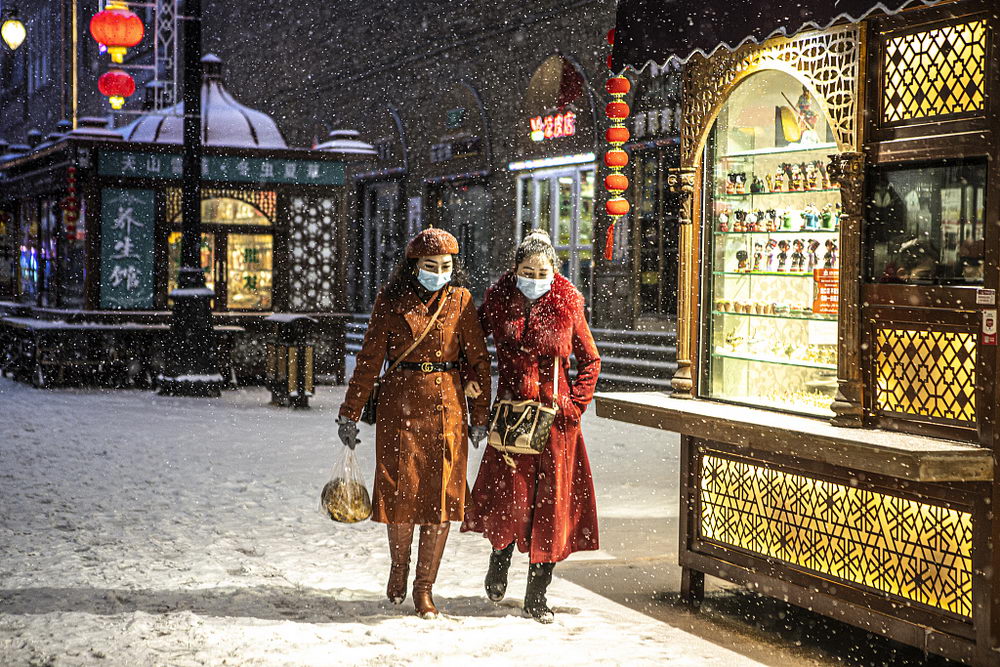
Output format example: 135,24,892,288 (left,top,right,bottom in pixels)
750,176,766,194
823,239,838,268
776,240,789,272
735,249,749,272
807,239,820,270
752,242,764,272
790,239,805,272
